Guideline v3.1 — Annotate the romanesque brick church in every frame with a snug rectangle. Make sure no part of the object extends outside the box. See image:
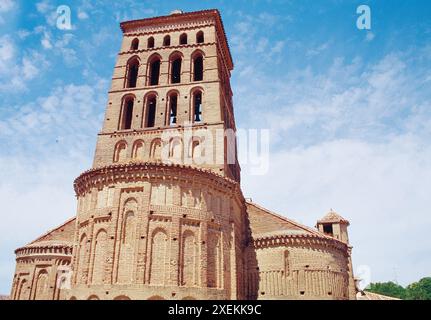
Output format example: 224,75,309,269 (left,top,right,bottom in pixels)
10,9,357,300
